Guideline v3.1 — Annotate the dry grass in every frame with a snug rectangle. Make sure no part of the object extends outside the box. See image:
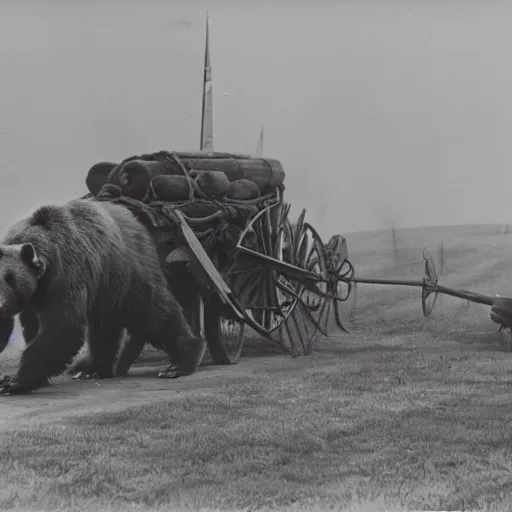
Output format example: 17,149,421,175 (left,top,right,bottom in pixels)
3,224,512,512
